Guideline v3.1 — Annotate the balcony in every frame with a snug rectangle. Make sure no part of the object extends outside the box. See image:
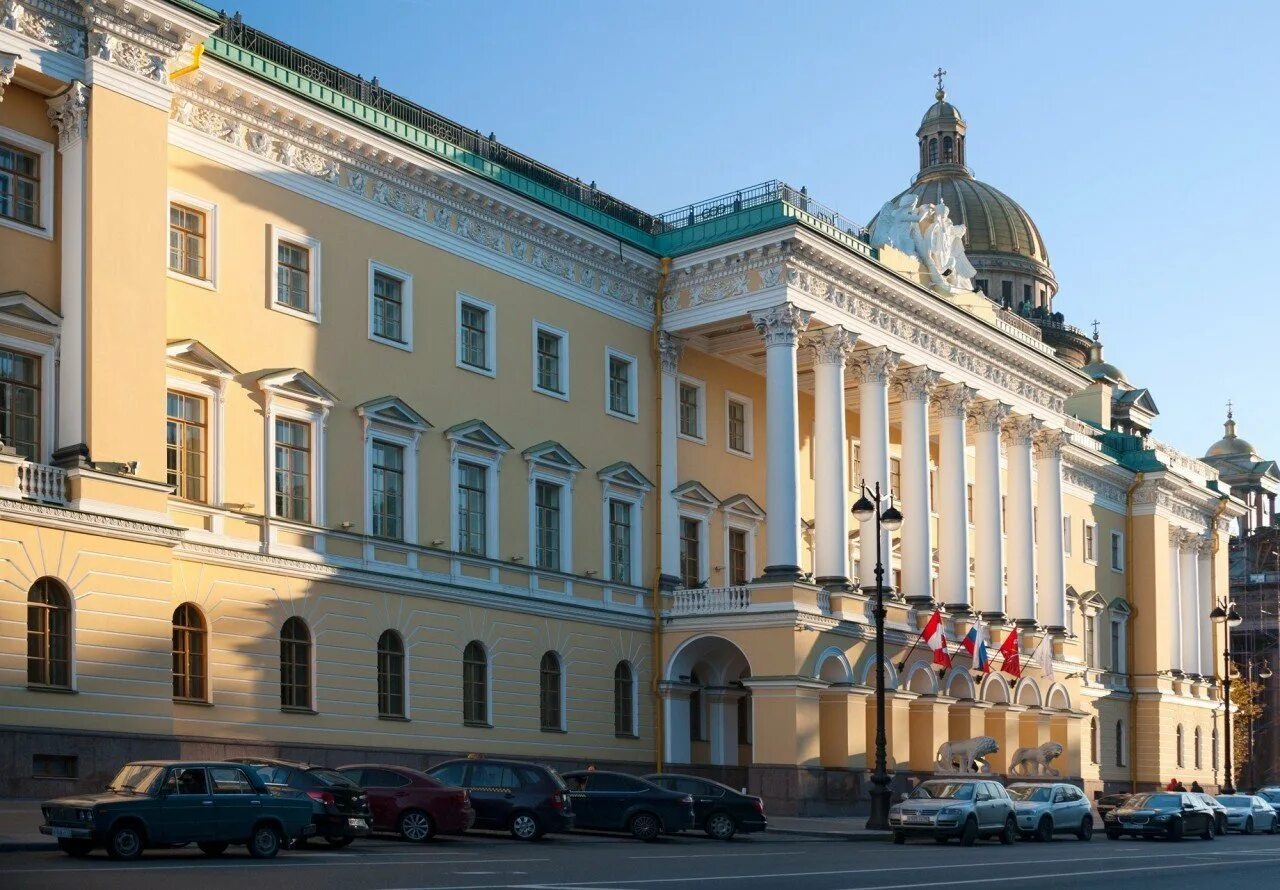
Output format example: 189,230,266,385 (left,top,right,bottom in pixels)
667,586,752,617
15,462,67,505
